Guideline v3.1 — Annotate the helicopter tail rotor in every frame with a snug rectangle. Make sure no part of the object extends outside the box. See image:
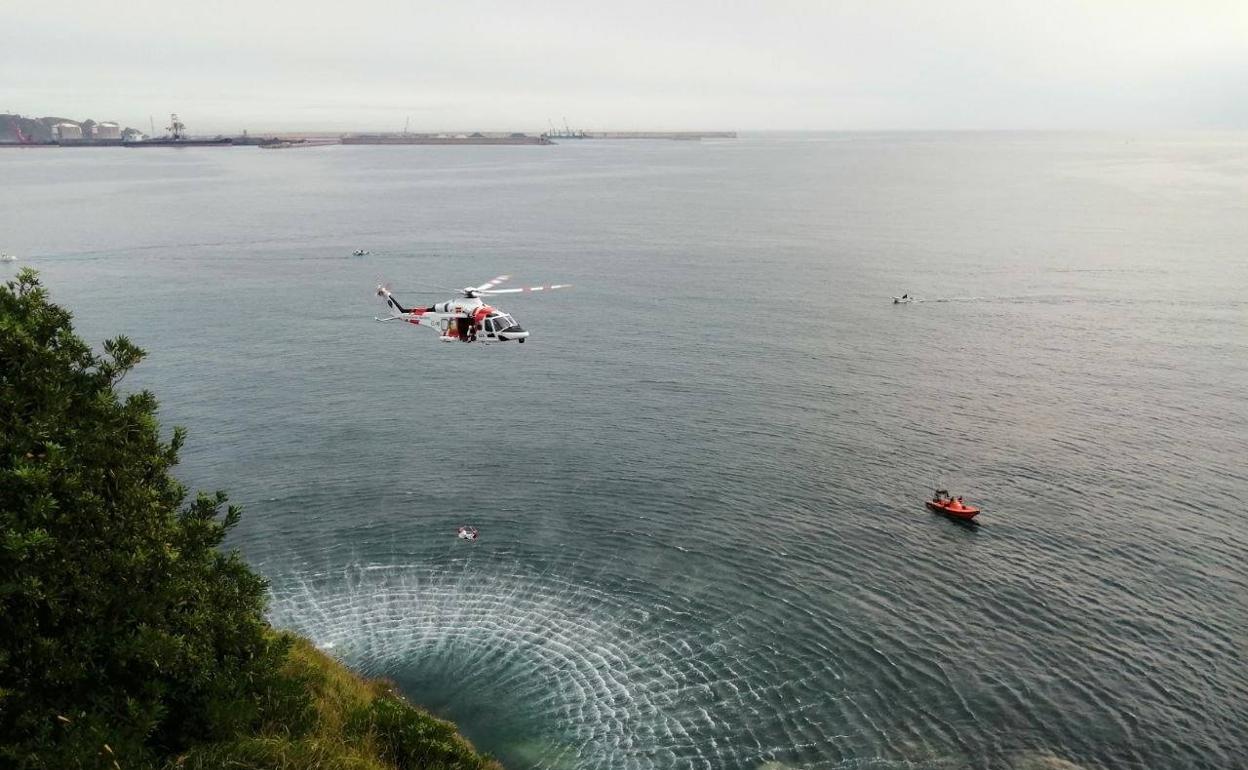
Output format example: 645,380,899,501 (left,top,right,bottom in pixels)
375,283,412,315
